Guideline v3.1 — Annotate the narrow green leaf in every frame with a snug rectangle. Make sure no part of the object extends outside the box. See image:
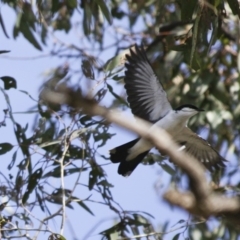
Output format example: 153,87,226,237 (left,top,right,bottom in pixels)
75,199,94,216
83,3,92,35
159,163,175,175
19,18,42,51
0,143,13,155
96,0,113,25
13,13,22,39
190,3,202,68
103,50,128,72
0,76,17,90
36,190,44,212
